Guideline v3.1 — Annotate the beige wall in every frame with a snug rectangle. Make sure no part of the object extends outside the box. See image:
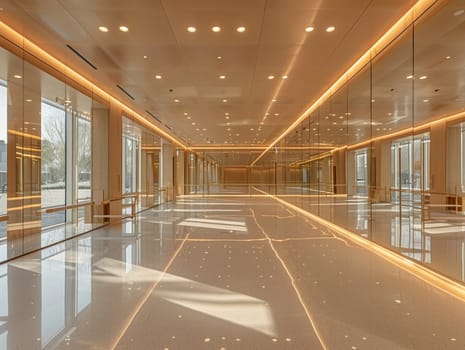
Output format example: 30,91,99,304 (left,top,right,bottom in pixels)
223,167,248,184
